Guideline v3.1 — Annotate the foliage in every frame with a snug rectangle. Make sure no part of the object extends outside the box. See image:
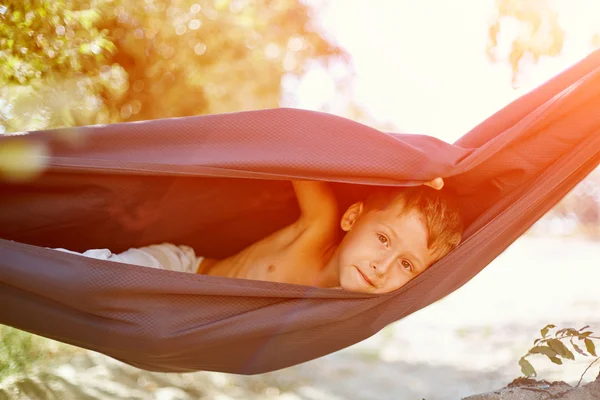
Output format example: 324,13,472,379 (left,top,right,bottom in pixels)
0,326,43,380
554,170,600,223
0,0,345,133
0,0,115,84
488,1,600,233
103,0,344,121
487,0,564,85
0,0,124,132
539,168,600,239
519,324,599,384
0,325,79,382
